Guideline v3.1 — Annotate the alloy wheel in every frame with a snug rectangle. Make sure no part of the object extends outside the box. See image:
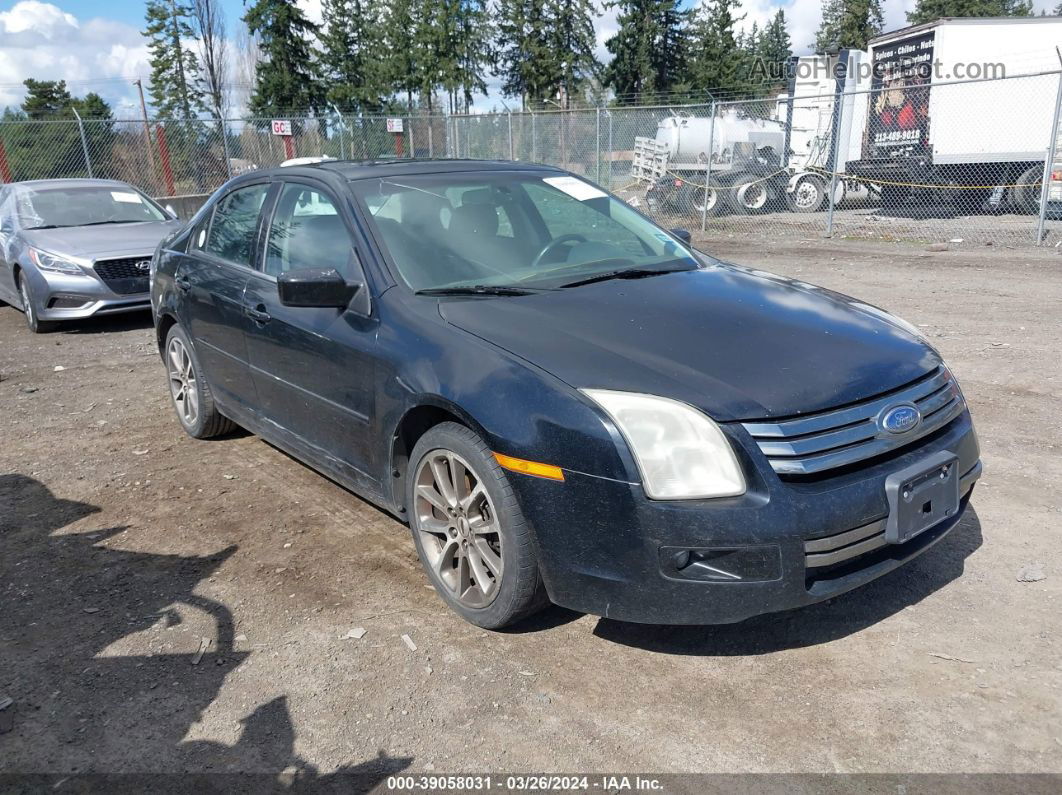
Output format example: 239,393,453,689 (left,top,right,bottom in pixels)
167,337,199,428
20,279,34,328
794,180,821,210
414,450,504,608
